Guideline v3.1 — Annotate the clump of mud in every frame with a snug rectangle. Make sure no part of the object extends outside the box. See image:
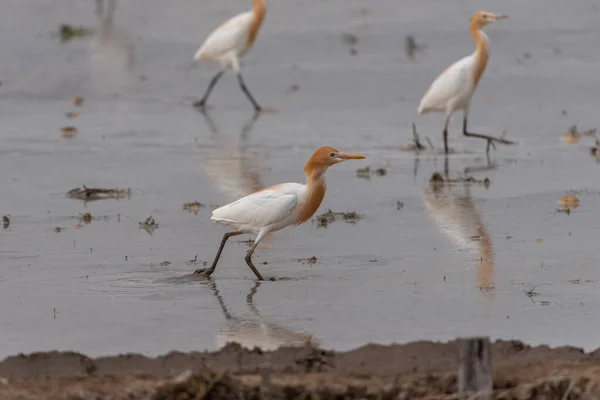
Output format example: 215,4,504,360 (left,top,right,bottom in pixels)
67,186,131,202
296,256,317,265
313,209,361,228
